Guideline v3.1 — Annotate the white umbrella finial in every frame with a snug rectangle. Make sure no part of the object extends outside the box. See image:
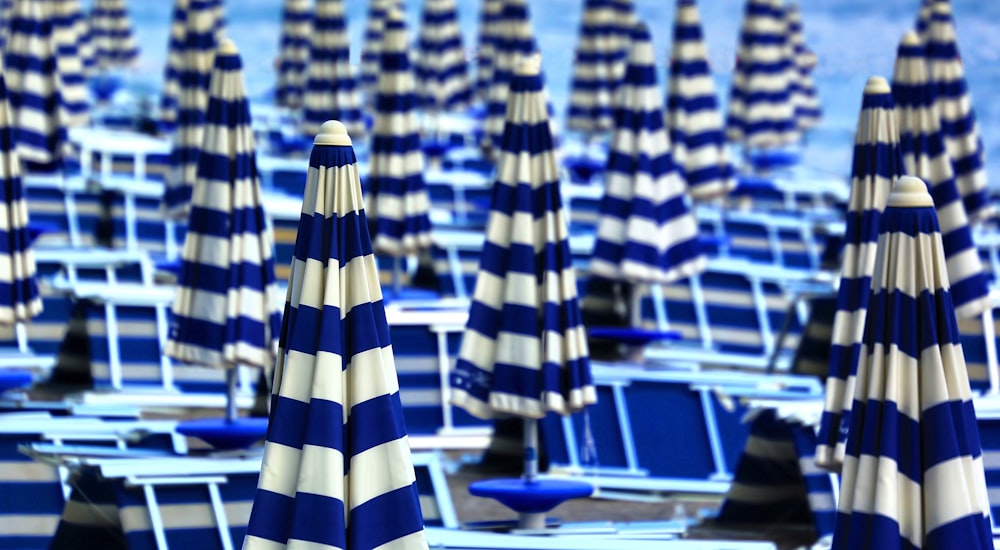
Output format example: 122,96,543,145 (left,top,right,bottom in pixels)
217,37,237,55
315,120,352,146
901,30,921,46
864,75,890,94
515,53,541,76
887,176,934,208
